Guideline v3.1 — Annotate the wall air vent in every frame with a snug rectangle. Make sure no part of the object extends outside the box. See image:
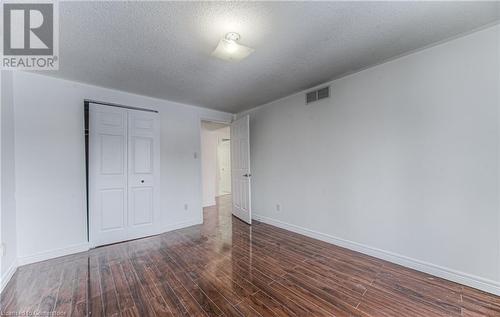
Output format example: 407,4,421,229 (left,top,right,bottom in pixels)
317,87,330,100
306,91,317,104
306,86,330,104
